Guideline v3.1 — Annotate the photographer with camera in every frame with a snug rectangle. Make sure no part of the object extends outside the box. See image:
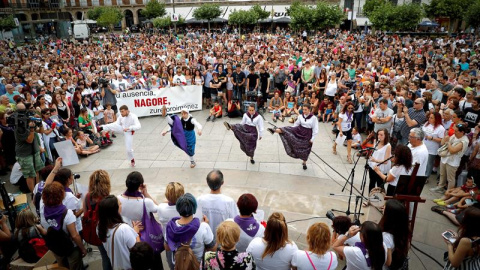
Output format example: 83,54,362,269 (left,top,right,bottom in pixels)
14,103,45,192
100,77,118,114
